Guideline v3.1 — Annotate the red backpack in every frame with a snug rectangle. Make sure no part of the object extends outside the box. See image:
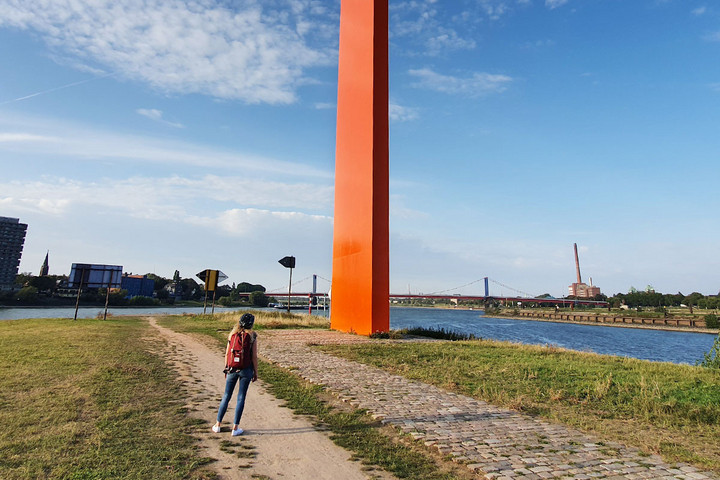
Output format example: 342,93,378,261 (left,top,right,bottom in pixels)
226,330,255,370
